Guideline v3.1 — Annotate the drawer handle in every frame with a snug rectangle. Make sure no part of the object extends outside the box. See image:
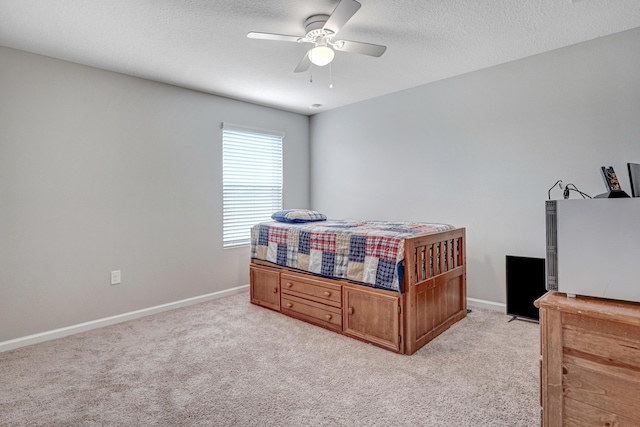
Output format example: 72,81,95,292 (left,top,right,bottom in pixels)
286,282,294,288
286,302,293,308
323,291,331,297
325,314,332,320
348,307,354,315
273,287,278,294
